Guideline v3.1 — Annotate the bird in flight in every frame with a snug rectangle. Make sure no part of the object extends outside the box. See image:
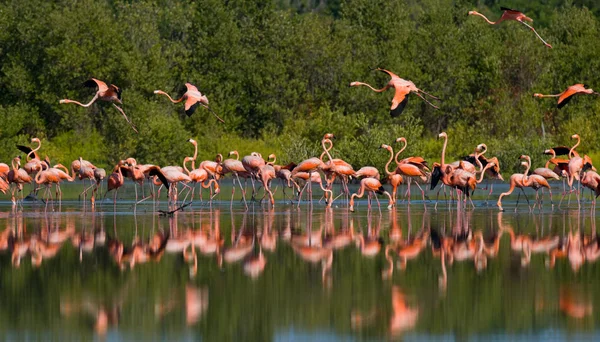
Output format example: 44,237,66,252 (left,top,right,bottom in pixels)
60,78,138,133
154,83,224,123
